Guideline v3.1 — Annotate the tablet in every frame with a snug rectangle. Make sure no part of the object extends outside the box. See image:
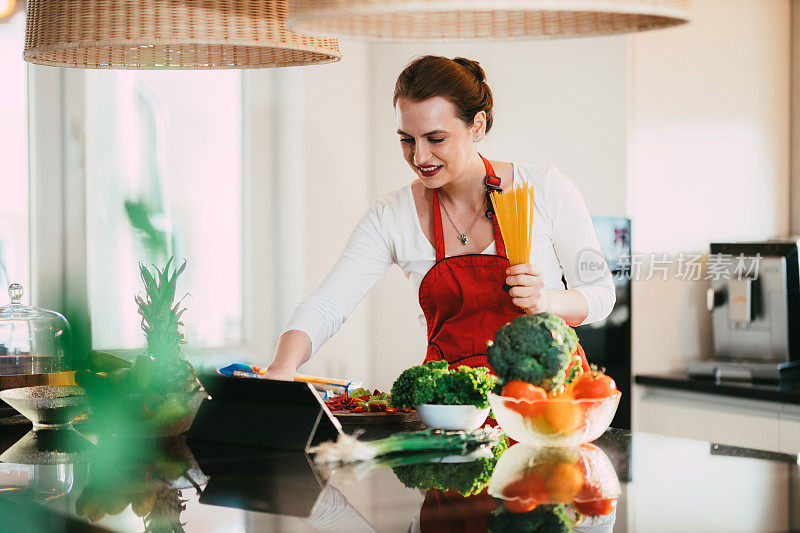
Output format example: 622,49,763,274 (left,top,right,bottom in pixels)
187,373,343,451
189,439,327,517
